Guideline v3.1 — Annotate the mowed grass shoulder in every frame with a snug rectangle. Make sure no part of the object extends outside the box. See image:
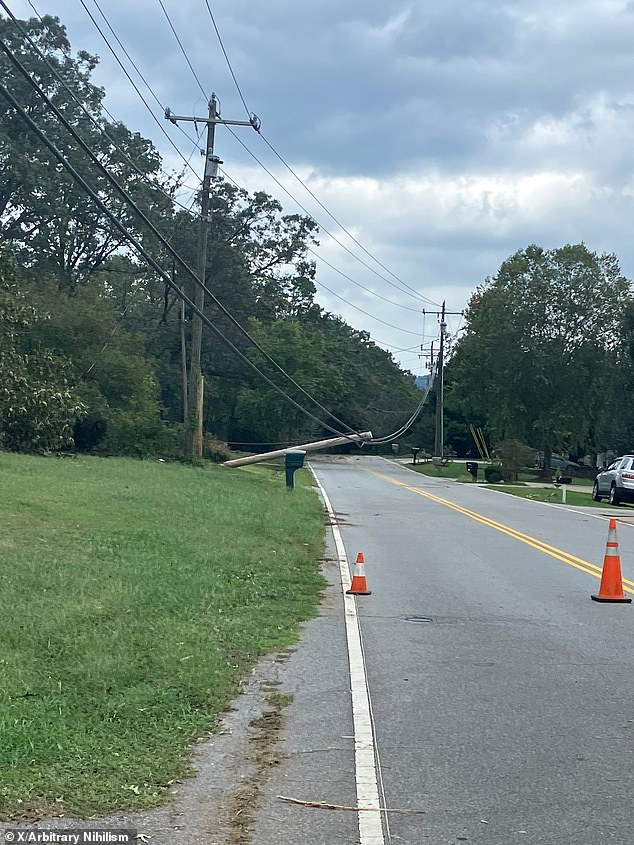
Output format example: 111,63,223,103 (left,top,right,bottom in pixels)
0,453,325,820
